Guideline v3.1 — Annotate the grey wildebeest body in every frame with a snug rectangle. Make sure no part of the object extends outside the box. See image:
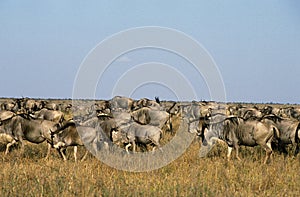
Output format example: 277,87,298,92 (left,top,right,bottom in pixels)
42,101,60,111
188,113,226,147
110,96,134,112
203,117,279,164
81,116,118,141
0,110,15,122
111,111,132,125
112,122,162,153
131,107,171,130
0,115,57,157
262,115,300,156
31,108,64,124
51,122,104,161
23,99,43,113
0,99,18,112
133,98,161,110
181,103,201,122
188,113,225,135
